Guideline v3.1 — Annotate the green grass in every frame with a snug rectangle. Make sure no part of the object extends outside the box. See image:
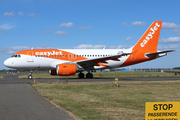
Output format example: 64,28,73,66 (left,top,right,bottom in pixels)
19,72,180,78
32,81,180,120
